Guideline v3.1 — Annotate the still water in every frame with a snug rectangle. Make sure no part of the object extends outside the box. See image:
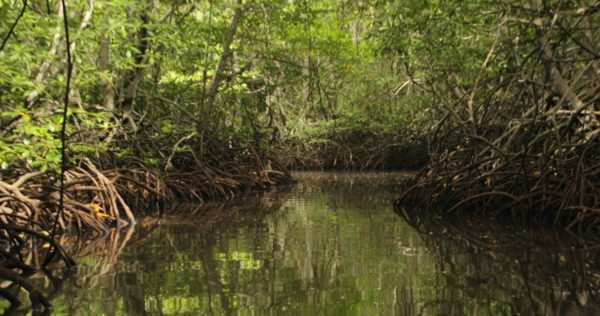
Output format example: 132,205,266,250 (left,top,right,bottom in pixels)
31,172,600,314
